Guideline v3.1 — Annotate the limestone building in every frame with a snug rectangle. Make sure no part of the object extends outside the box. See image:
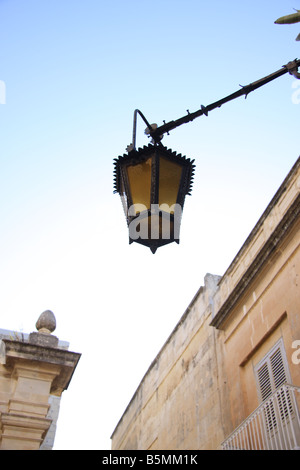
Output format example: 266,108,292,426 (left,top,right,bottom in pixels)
0,310,81,450
111,156,300,450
